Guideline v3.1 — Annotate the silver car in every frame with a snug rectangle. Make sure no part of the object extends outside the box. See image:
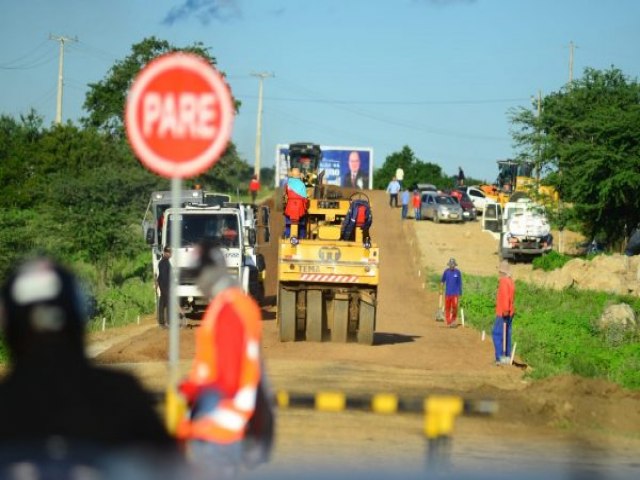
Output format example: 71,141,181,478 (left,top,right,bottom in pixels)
420,192,464,223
